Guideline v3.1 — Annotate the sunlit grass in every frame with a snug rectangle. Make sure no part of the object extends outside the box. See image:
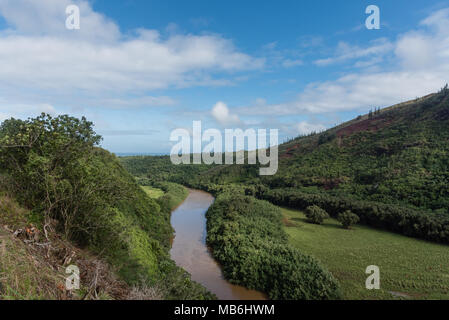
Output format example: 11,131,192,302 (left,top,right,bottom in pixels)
140,186,164,199
281,207,449,300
